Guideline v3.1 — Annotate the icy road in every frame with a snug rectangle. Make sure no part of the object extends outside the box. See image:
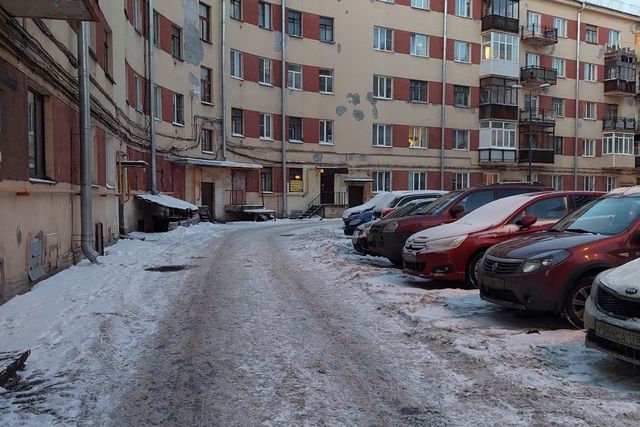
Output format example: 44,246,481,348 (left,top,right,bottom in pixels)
1,220,640,426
